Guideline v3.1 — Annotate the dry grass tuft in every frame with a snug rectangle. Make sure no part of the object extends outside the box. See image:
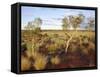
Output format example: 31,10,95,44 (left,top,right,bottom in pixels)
33,54,47,70
21,56,31,71
51,56,61,65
